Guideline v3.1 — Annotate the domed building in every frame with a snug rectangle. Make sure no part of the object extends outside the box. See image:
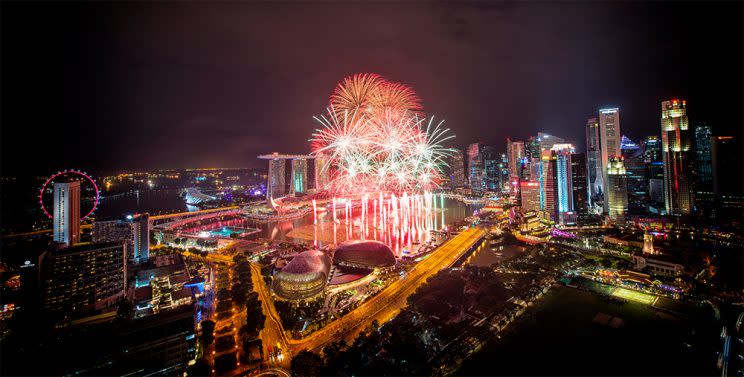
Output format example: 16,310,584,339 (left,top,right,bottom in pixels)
272,250,332,300
333,240,396,268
